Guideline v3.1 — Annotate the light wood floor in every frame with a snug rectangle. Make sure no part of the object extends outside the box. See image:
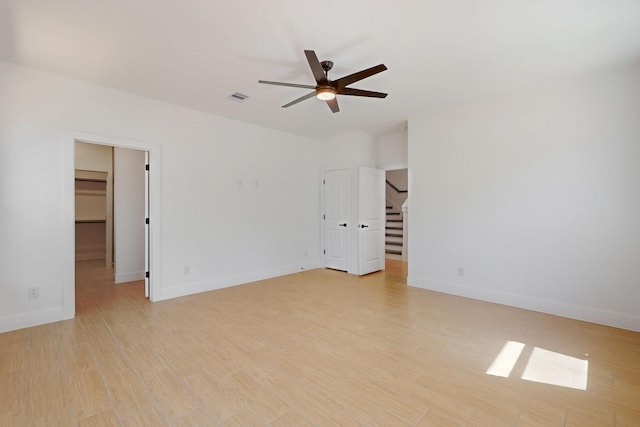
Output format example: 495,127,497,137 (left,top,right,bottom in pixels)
1,260,639,426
